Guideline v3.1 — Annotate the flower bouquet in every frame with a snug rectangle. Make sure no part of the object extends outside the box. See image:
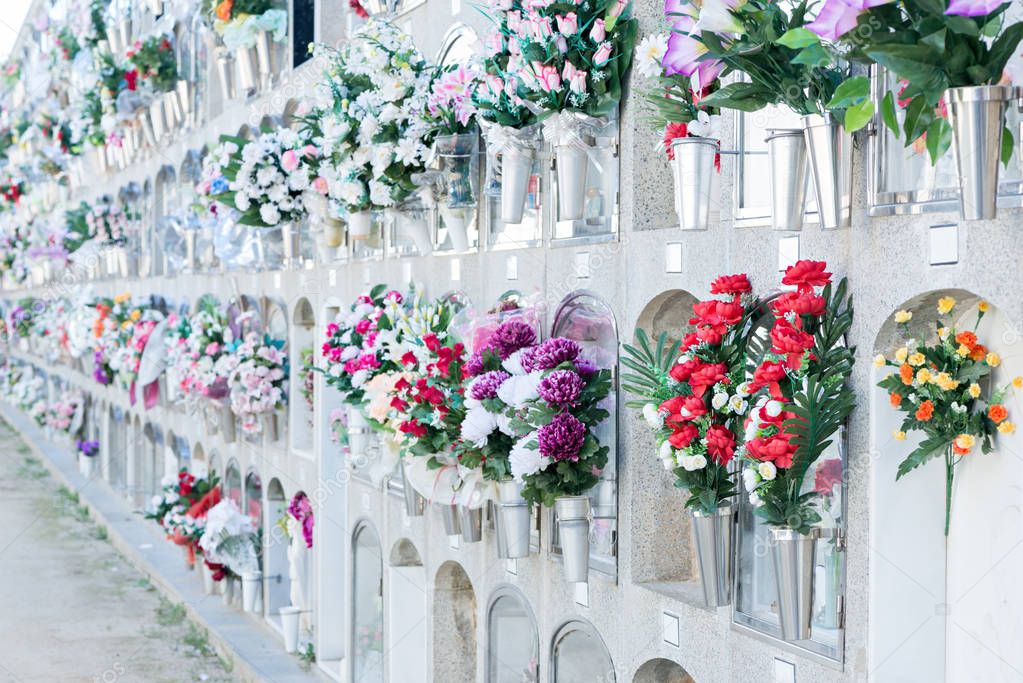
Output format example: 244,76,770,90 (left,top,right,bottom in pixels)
203,0,287,93
877,296,1017,535
310,20,434,244
622,273,757,604
86,200,133,245
455,315,540,555
198,498,261,608
673,0,857,228
226,331,288,437
169,299,238,435
740,260,854,641
510,0,637,220
109,304,164,400
506,337,612,581
45,388,83,436
633,19,721,231
839,0,1023,219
